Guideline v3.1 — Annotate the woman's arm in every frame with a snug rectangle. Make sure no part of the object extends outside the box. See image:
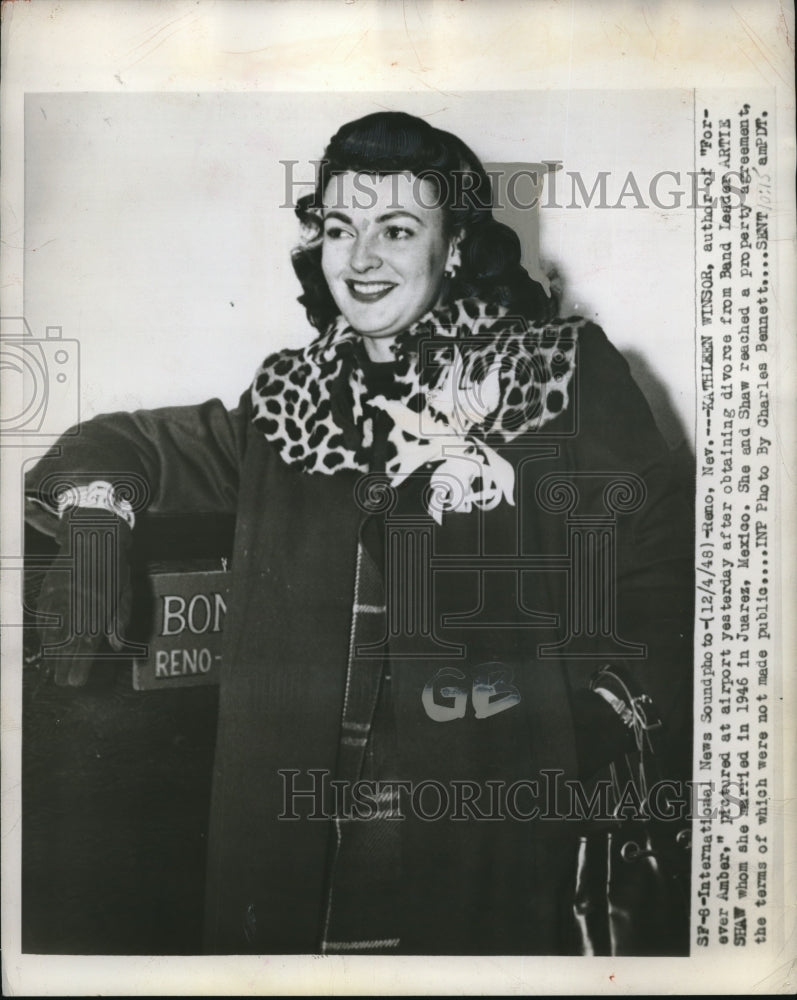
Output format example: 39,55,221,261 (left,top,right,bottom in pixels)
25,394,251,530
25,393,251,684
564,323,695,778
